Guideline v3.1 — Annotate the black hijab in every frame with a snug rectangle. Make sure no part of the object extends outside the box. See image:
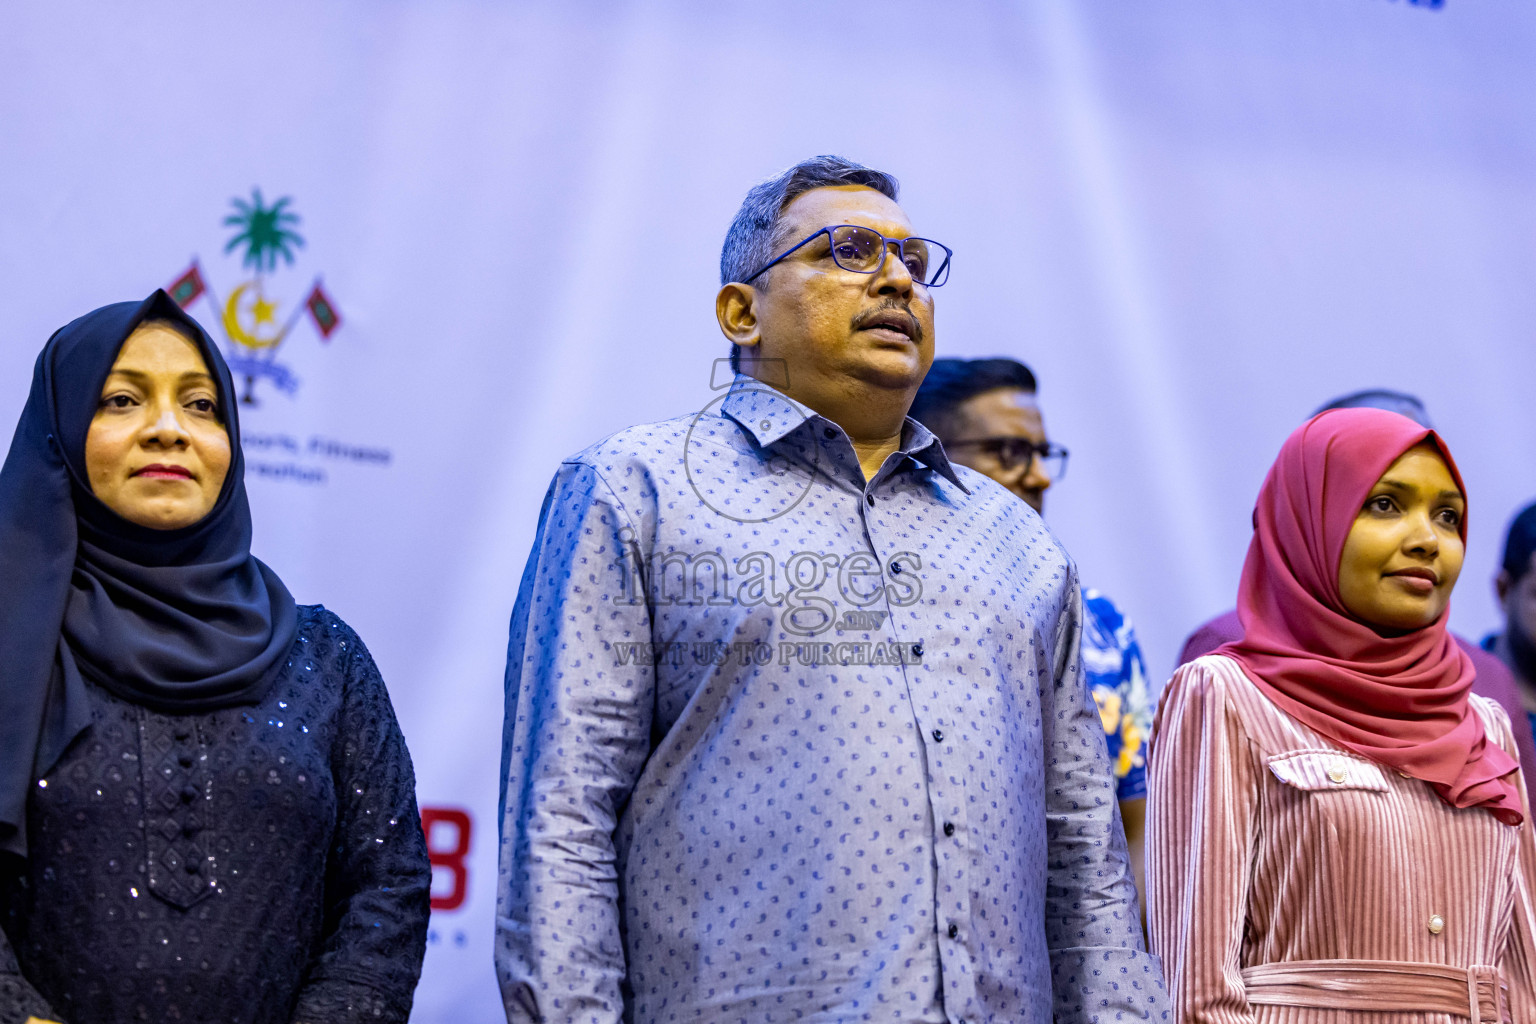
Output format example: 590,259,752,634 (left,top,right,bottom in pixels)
0,290,298,856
